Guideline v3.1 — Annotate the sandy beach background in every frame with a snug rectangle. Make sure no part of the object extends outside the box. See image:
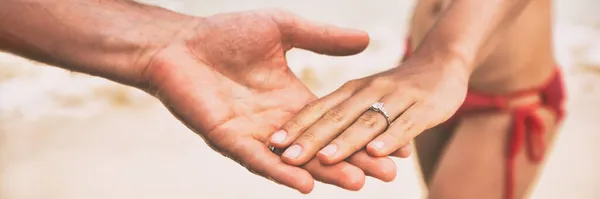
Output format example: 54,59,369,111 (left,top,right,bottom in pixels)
1,0,599,198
